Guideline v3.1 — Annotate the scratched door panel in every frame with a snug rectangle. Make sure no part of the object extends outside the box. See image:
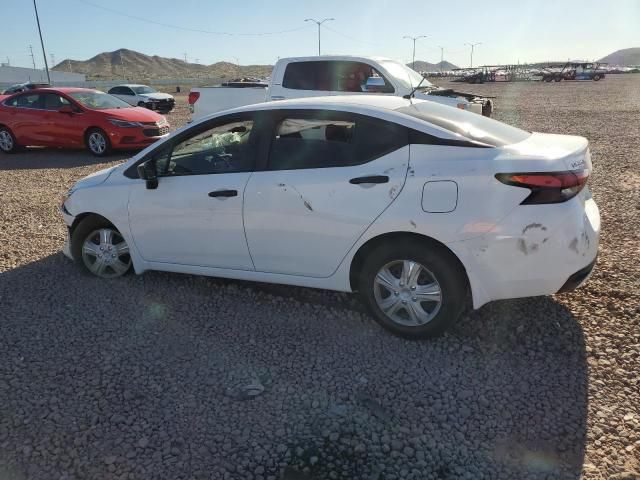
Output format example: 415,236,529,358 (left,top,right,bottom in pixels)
243,146,409,277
